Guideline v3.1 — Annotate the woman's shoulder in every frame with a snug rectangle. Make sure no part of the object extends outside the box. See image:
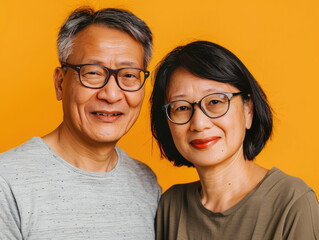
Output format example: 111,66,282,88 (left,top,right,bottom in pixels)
262,167,314,197
257,167,318,221
164,181,200,194
160,181,200,205
266,168,319,238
